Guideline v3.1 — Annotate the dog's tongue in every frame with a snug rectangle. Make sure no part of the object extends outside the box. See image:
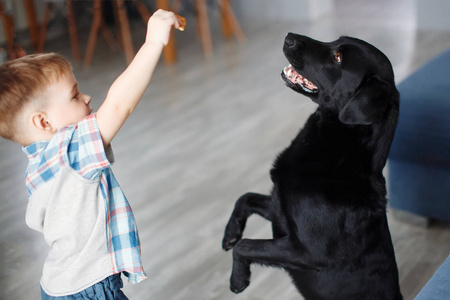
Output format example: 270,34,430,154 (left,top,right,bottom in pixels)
283,64,318,91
